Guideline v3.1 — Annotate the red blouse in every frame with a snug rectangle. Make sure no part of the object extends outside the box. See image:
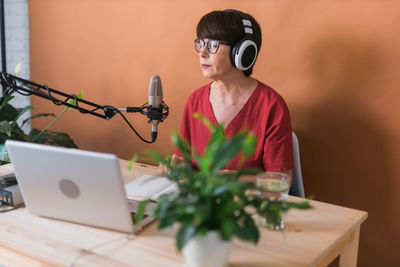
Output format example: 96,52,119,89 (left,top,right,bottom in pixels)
178,81,294,171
